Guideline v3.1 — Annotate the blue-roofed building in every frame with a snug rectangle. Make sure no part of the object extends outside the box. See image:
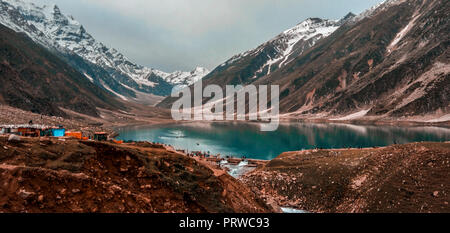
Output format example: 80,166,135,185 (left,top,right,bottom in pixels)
51,127,66,137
